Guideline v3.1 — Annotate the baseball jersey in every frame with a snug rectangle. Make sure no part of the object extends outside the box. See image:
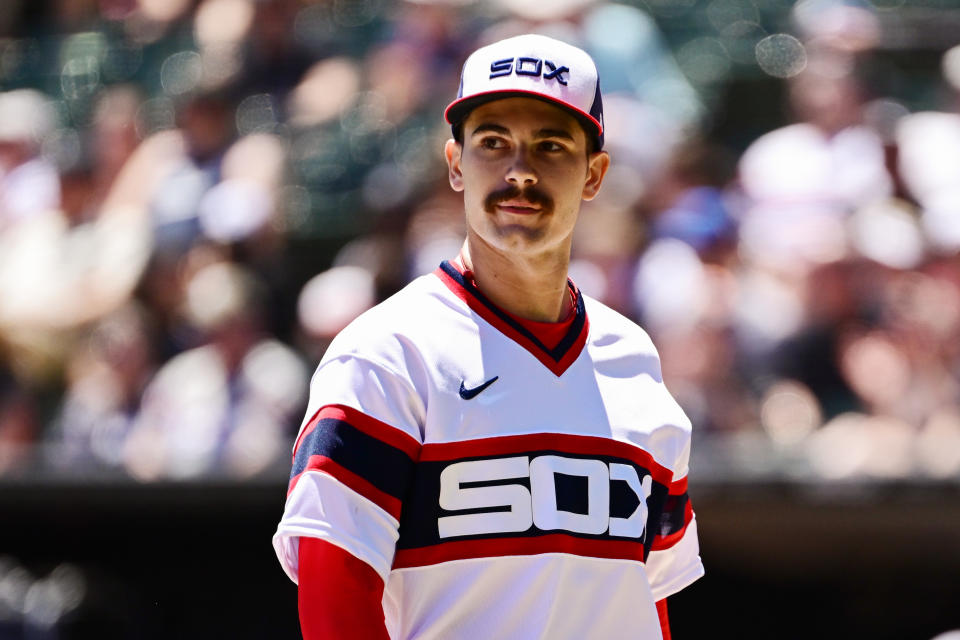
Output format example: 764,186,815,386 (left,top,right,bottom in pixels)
274,260,704,639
